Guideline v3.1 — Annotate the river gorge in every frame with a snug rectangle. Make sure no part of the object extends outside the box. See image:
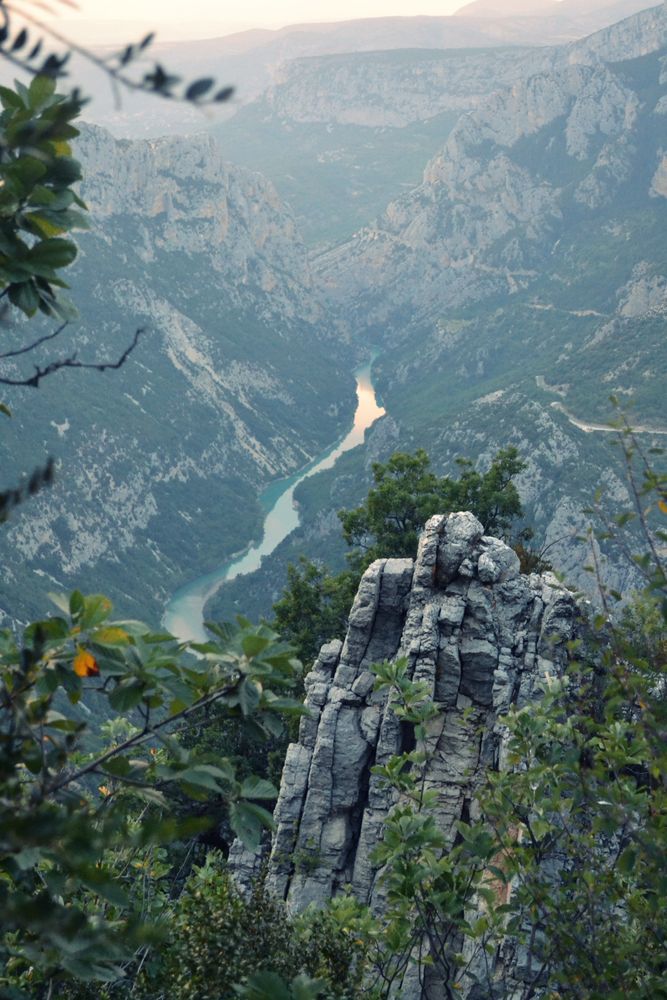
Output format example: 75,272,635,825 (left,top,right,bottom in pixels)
163,360,385,643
